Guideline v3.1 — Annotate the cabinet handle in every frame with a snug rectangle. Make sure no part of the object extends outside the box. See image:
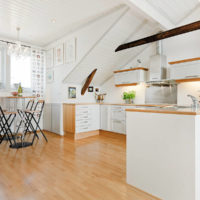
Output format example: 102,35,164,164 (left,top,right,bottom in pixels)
113,120,122,123
121,81,131,84
185,75,199,78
